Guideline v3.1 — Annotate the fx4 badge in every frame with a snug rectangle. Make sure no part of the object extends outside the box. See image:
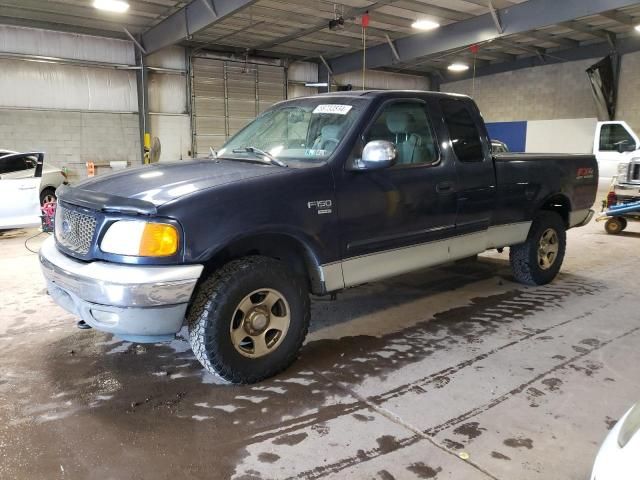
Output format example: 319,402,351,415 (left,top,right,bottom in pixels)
576,167,594,180
307,200,333,215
